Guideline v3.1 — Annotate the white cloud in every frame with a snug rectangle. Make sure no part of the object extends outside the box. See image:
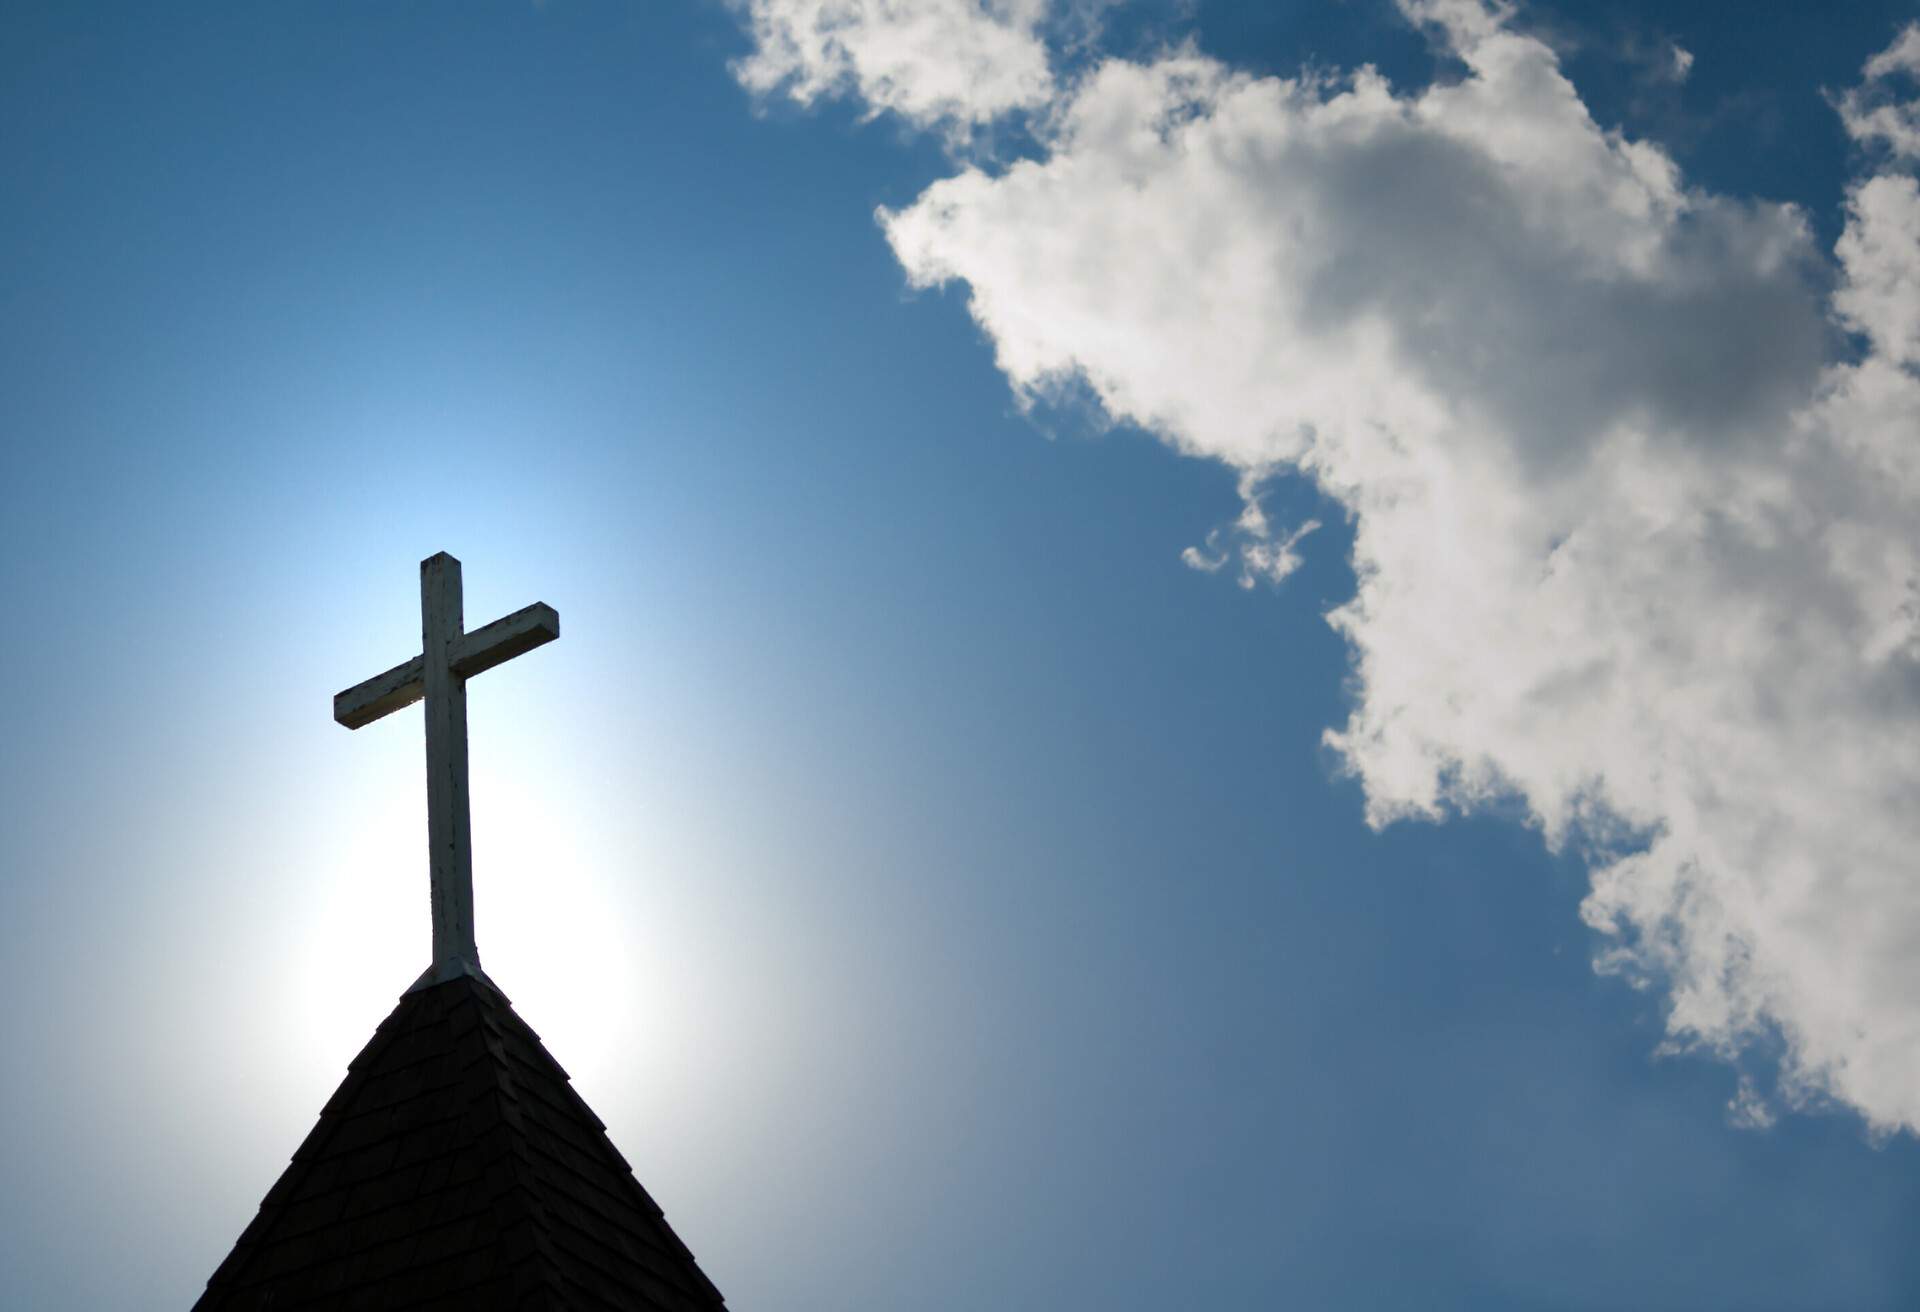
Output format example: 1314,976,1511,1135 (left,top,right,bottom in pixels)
1728,1075,1778,1131
1181,474,1320,588
1836,174,1920,365
1836,22,1920,158
1237,517,1320,590
732,0,1054,127
874,6,1920,1133
740,0,1920,1133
